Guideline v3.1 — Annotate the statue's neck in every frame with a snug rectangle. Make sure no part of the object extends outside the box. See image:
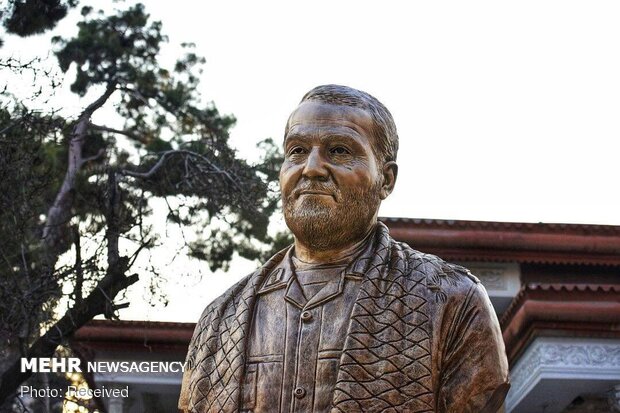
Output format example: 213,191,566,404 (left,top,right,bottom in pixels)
293,226,374,265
